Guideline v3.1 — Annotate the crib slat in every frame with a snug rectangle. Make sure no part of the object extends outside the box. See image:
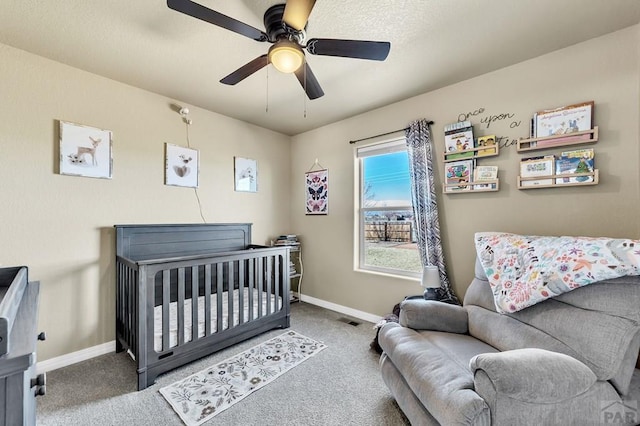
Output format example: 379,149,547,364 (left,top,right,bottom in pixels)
119,263,126,346
116,263,123,343
191,266,198,341
204,264,212,336
162,270,170,351
248,259,254,321
266,256,272,315
227,261,234,329
274,255,280,311
177,268,185,346
216,263,223,332
124,265,129,348
238,261,245,324
257,257,263,318
116,263,121,338
127,270,140,352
